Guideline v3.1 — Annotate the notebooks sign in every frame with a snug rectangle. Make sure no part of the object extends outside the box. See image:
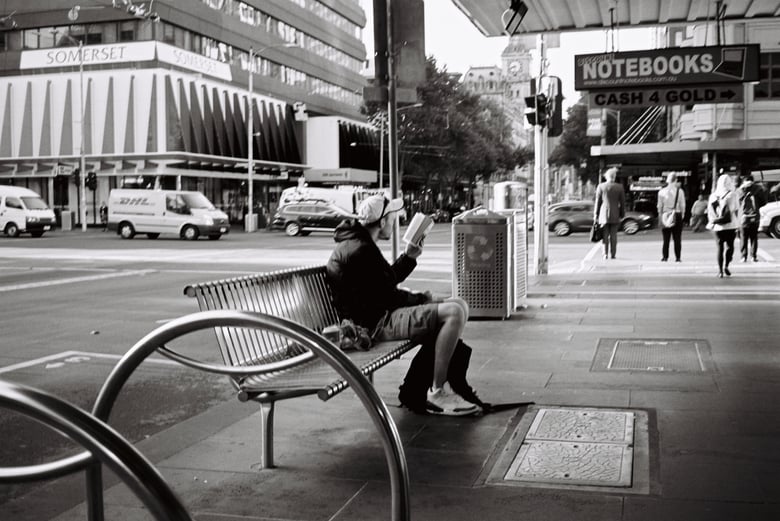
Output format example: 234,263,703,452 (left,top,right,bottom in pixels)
574,45,760,91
